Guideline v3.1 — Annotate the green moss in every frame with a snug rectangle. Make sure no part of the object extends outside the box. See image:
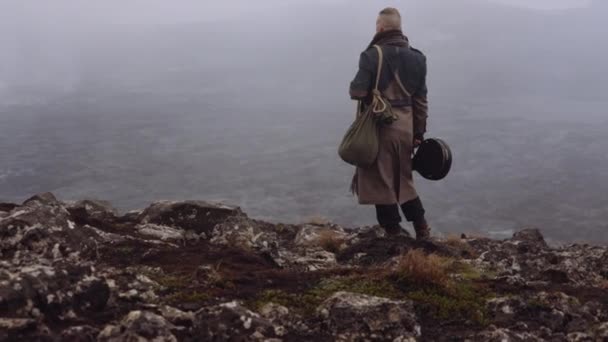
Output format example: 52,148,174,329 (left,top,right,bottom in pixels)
407,282,491,325
249,276,402,316
146,272,191,290
166,291,210,304
141,269,207,305
249,265,494,325
390,259,493,325
115,245,136,255
448,261,483,280
527,298,551,311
